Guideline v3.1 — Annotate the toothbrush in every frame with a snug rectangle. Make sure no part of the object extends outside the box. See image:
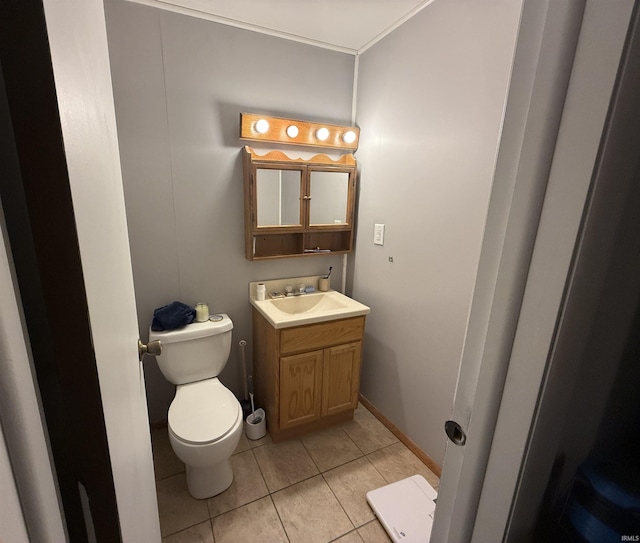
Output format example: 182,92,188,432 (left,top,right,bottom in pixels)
324,266,332,279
